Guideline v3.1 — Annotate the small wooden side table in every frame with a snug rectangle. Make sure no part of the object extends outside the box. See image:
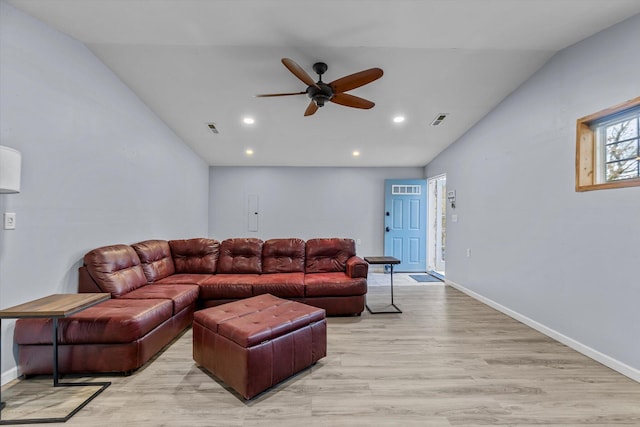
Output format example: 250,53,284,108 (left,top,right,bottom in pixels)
364,256,402,314
0,293,111,424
